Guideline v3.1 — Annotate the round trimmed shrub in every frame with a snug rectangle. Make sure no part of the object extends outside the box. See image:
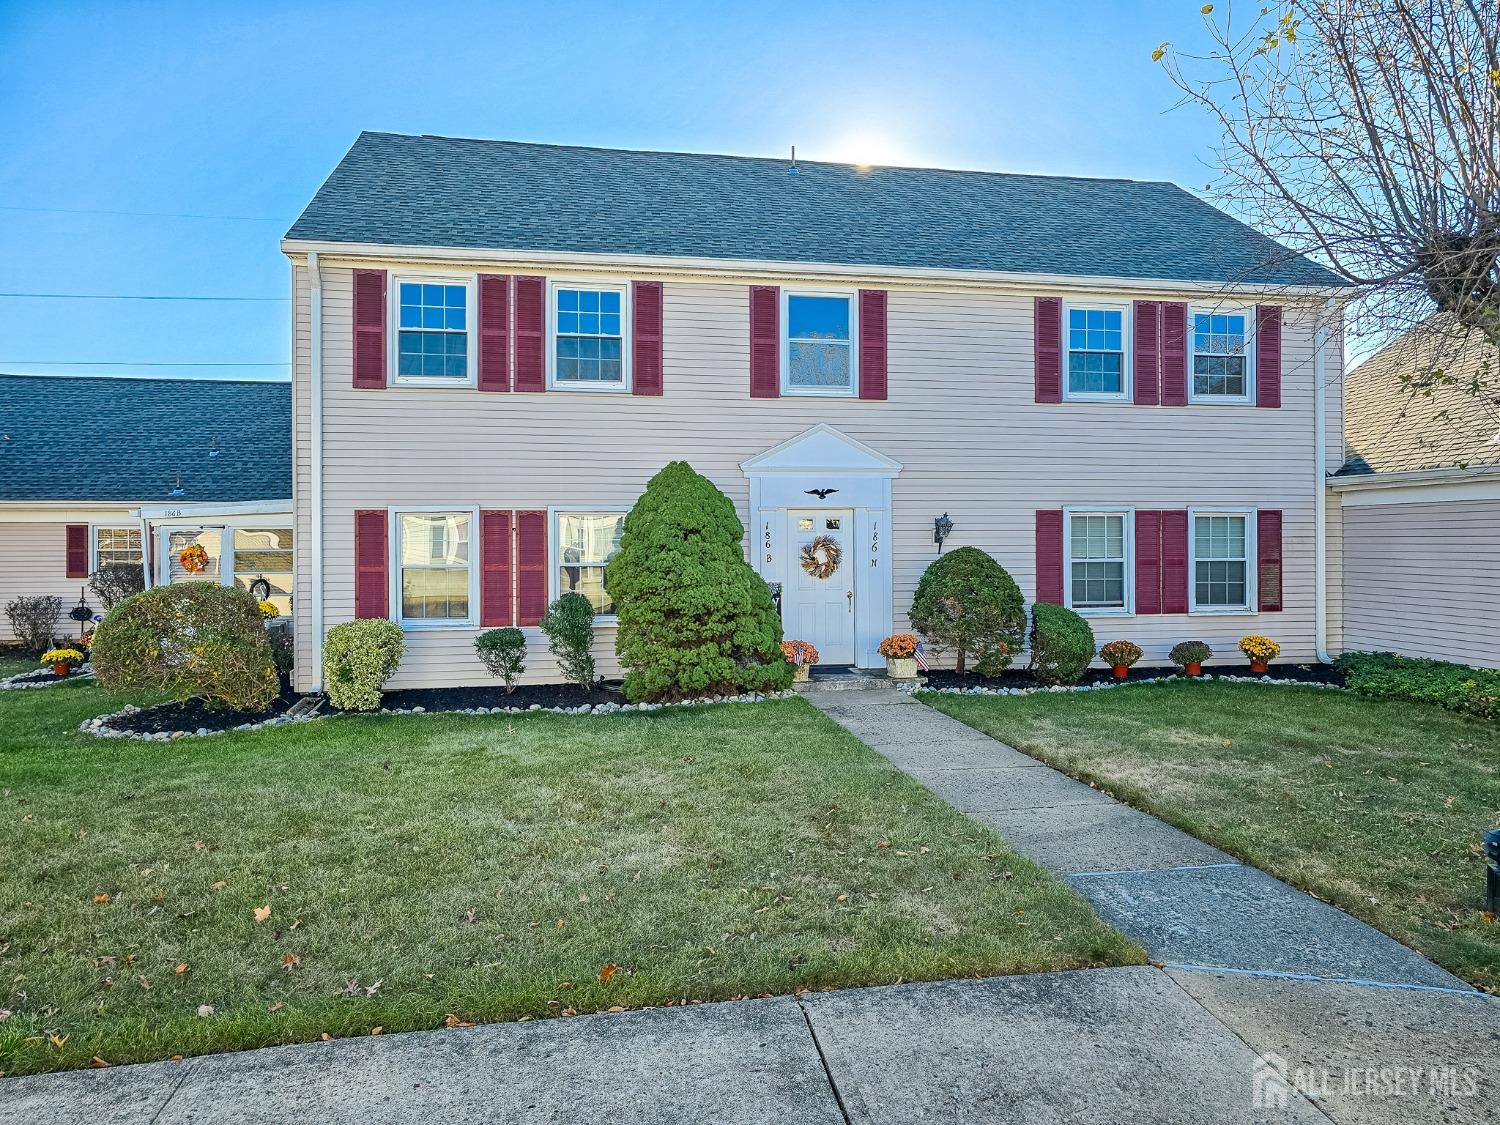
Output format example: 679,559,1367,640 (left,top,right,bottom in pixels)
92,584,279,711
605,461,792,703
323,619,405,712
475,627,527,692
909,547,1026,676
541,593,596,689
1029,603,1096,685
